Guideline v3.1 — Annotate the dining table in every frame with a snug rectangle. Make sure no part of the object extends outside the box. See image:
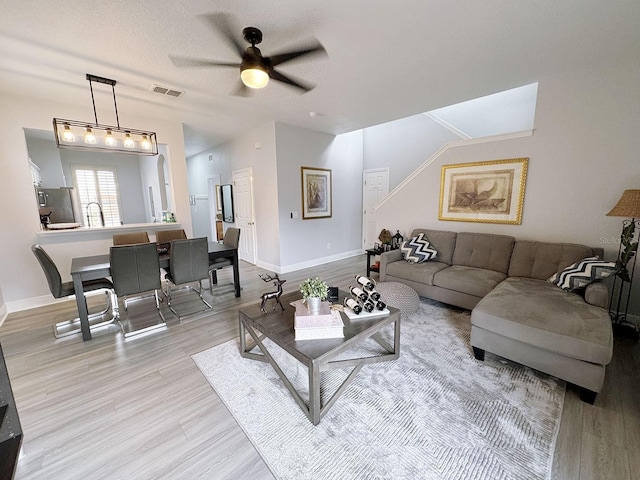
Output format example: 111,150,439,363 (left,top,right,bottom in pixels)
70,241,240,341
